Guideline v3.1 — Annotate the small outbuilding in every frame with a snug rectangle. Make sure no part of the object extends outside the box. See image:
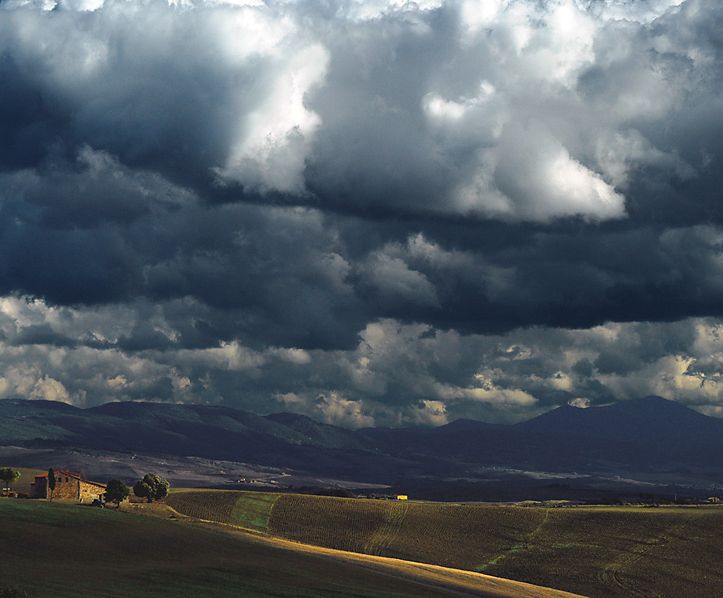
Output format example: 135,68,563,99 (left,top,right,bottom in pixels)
30,470,106,503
